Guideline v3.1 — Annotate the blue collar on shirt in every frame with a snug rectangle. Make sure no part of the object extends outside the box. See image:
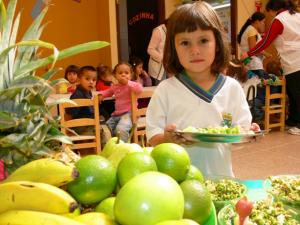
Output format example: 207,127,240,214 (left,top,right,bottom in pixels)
175,71,226,103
